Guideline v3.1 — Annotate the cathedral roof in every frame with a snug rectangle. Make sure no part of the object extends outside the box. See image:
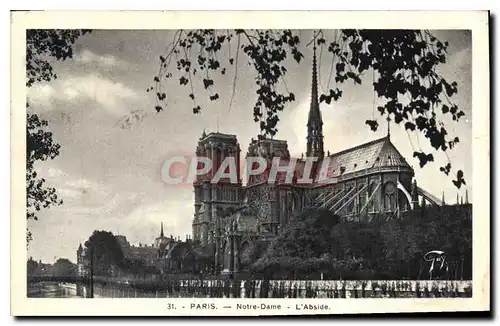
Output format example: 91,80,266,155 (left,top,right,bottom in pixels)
318,136,412,181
